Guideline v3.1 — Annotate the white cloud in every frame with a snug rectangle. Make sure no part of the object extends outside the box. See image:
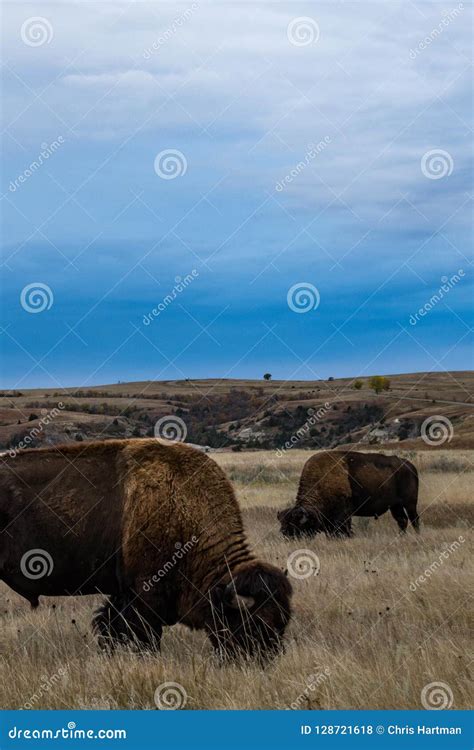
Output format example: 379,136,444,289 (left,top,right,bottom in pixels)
2,1,471,236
